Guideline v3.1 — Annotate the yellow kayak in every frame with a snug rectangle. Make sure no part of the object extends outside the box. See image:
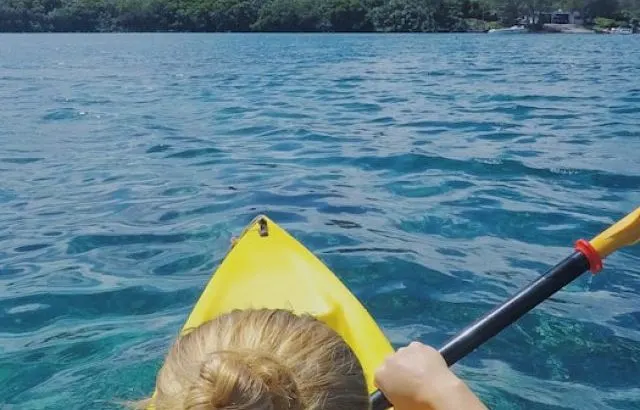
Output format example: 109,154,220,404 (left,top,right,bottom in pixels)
178,215,394,393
